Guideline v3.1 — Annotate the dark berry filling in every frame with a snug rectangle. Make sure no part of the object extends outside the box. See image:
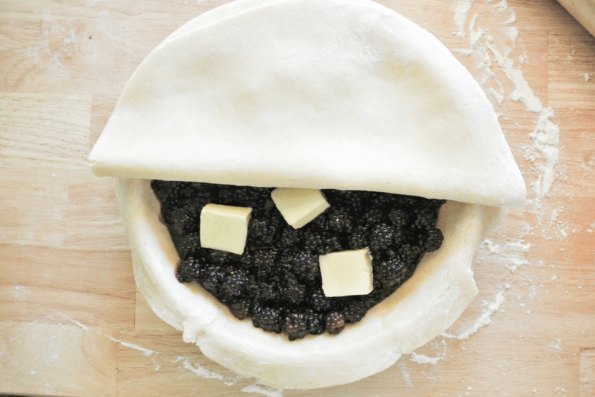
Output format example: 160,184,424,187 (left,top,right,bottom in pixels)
151,180,445,341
